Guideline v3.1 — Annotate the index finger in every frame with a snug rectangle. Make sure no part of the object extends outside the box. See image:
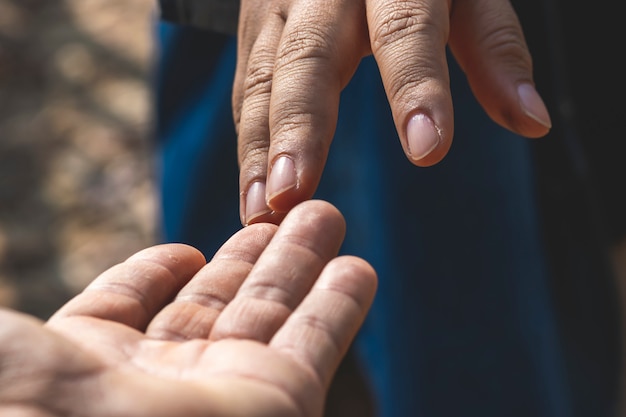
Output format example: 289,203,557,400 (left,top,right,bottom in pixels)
208,199,347,343
48,244,206,331
237,0,368,223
